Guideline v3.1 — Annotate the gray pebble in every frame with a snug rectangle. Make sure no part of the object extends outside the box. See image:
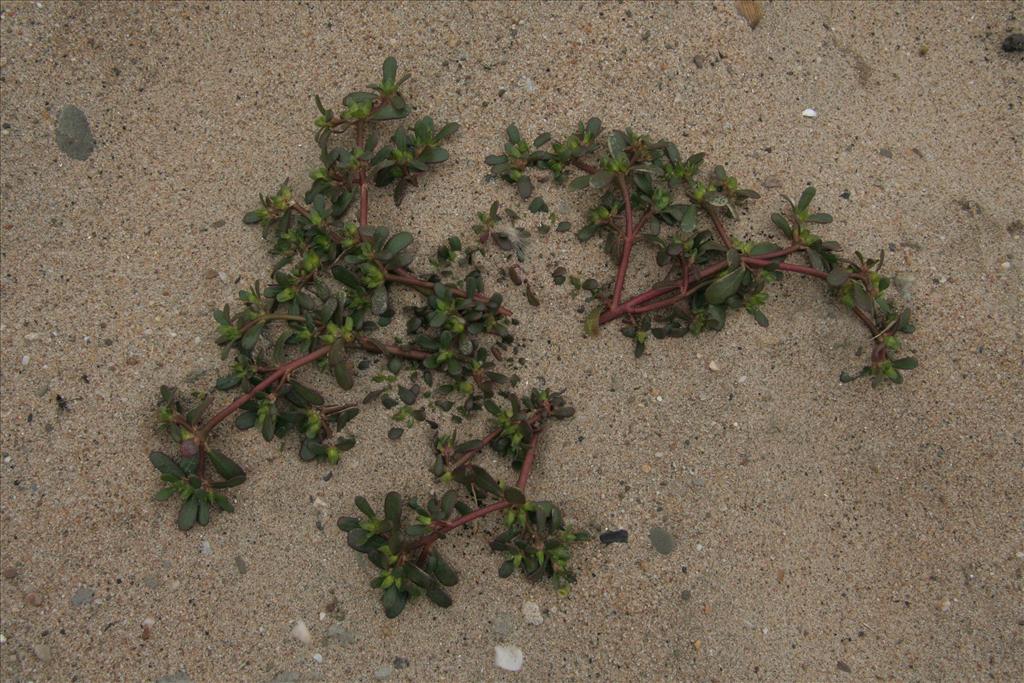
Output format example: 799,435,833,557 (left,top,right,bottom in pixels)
155,672,192,683
373,665,393,680
32,642,51,662
55,105,96,160
492,612,514,638
393,657,409,669
1002,33,1024,52
200,540,213,555
234,555,249,574
325,622,356,646
70,586,94,606
649,527,676,555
